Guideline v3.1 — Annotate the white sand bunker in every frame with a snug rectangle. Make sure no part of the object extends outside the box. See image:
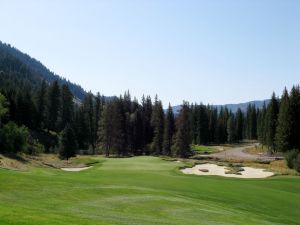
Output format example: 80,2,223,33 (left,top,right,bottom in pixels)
181,163,274,179
61,166,92,172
